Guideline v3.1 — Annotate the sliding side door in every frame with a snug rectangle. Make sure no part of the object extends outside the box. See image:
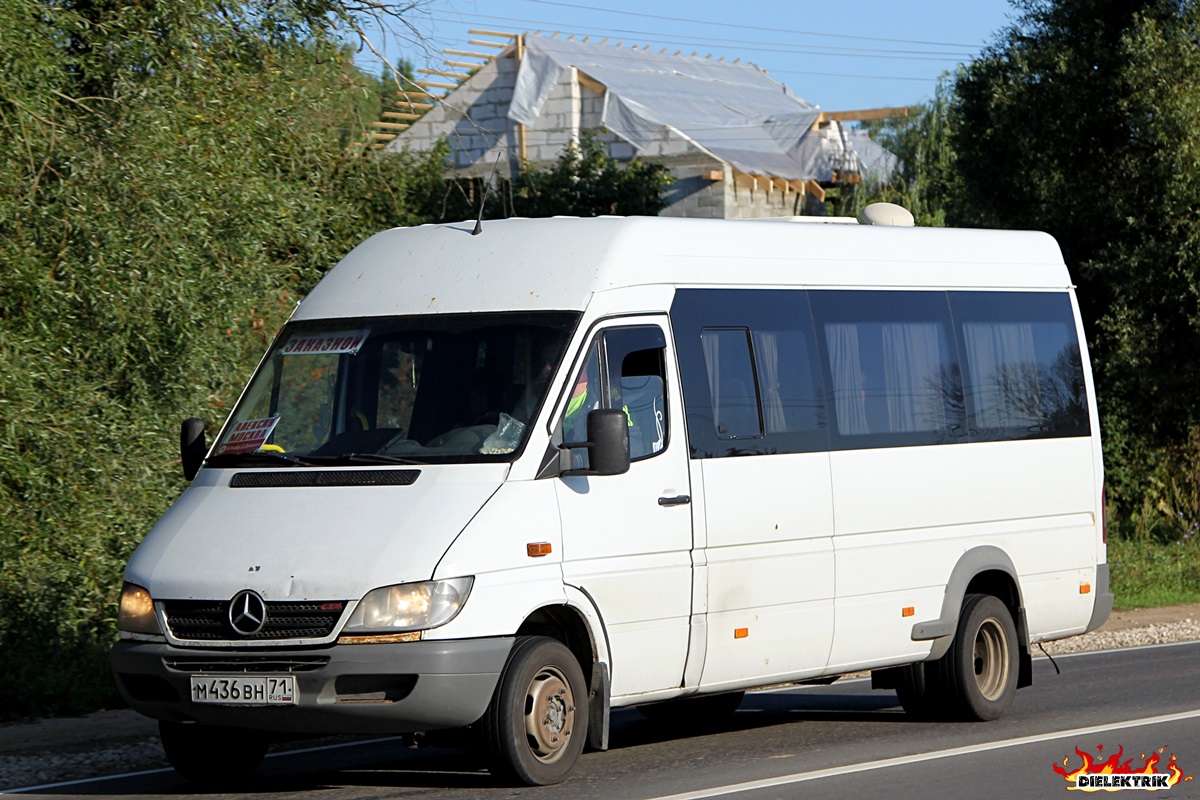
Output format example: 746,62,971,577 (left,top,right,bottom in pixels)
671,290,836,691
